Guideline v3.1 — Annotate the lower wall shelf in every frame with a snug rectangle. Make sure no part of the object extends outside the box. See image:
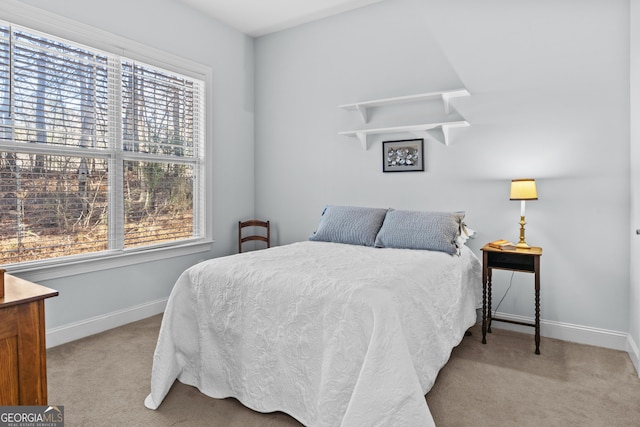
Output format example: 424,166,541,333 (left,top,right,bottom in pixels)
338,120,469,149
